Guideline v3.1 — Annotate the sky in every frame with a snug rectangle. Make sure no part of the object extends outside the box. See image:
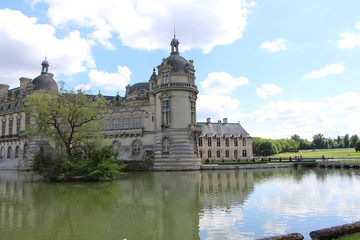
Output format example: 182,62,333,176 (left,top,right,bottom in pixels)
1,0,360,140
